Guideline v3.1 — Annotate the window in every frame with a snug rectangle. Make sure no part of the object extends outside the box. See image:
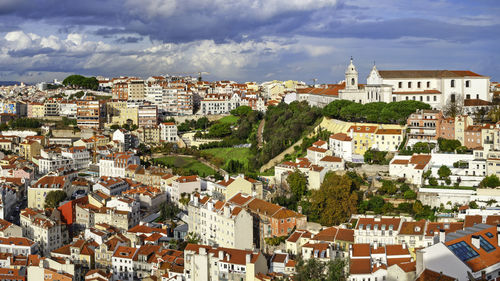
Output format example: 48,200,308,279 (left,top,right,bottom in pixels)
420,96,423,101
351,78,355,85
466,80,470,87
451,94,456,103
451,80,455,88
427,96,430,101
398,82,402,88
408,82,412,88
434,96,437,101
393,97,396,102
427,81,430,88
417,82,421,88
